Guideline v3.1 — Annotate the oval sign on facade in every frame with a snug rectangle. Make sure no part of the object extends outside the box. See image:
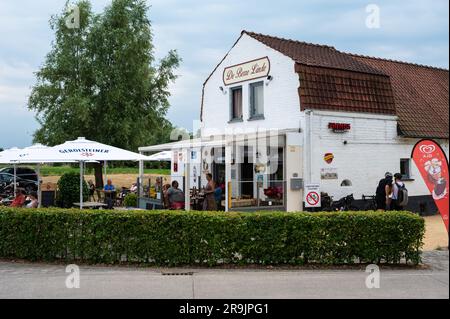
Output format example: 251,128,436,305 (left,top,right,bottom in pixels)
223,57,270,86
